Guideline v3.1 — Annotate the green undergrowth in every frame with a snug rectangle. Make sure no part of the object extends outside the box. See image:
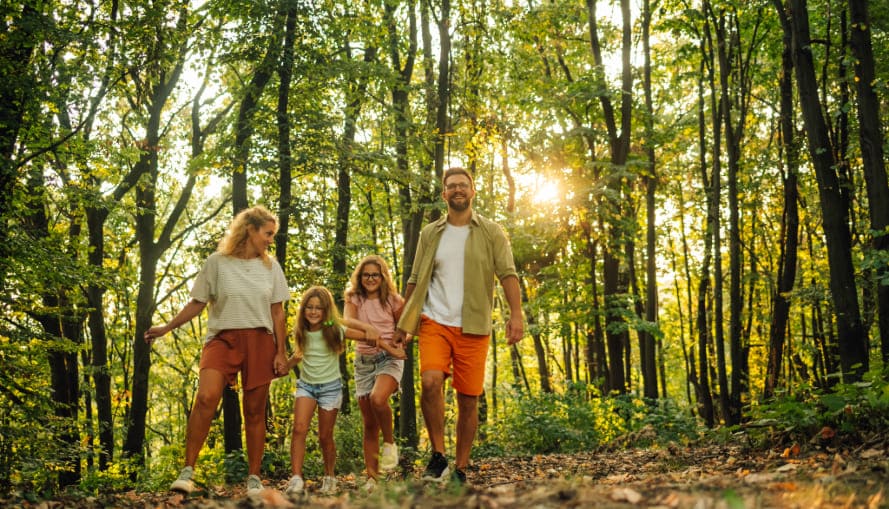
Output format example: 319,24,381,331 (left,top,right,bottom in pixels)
741,369,889,448
13,371,889,499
